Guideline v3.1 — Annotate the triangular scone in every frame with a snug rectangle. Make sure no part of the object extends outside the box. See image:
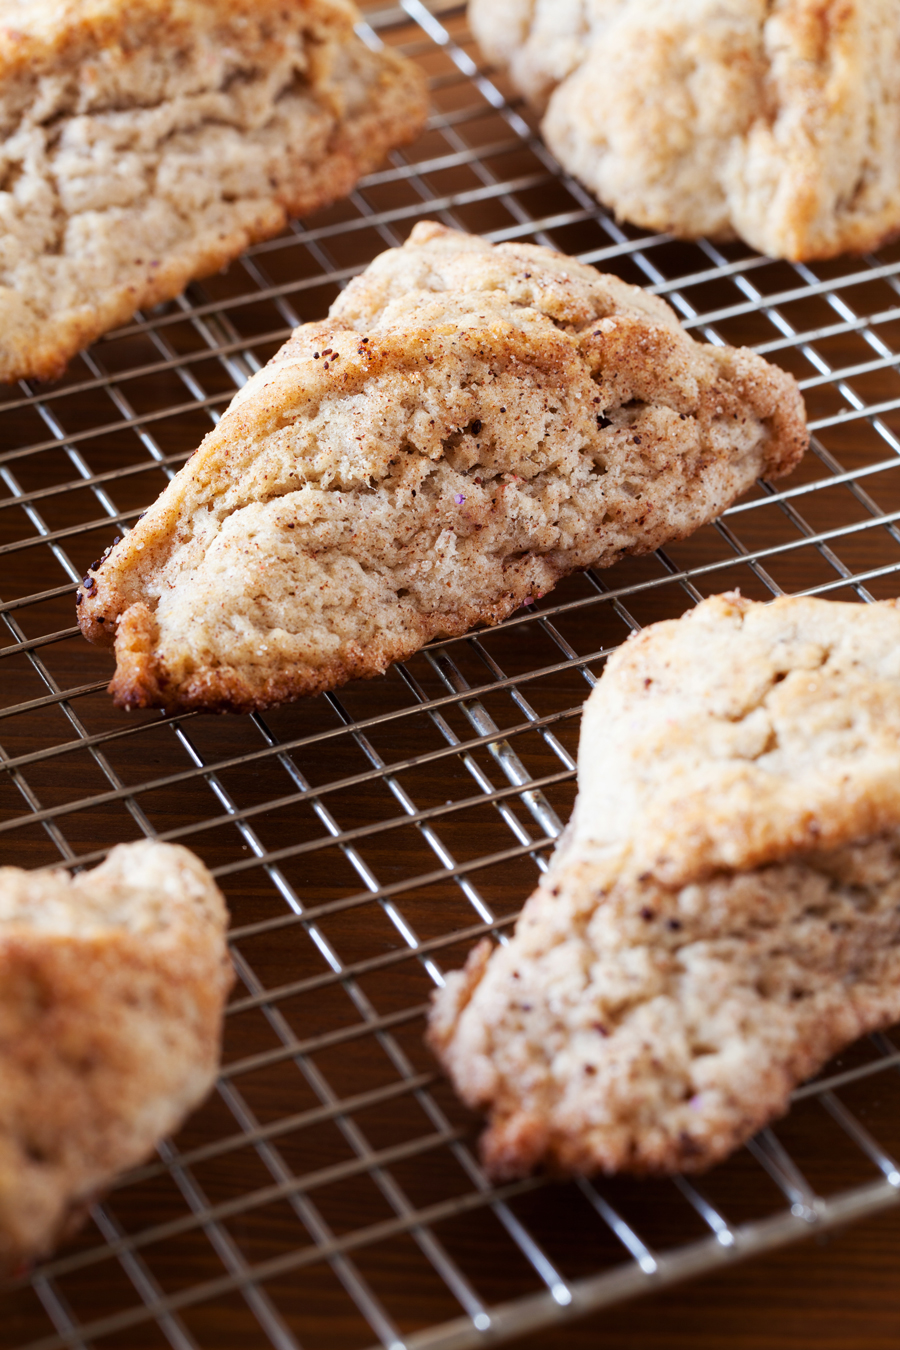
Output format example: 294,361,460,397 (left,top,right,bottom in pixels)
0,841,232,1269
428,593,900,1179
0,0,426,382
78,223,807,714
470,0,900,261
